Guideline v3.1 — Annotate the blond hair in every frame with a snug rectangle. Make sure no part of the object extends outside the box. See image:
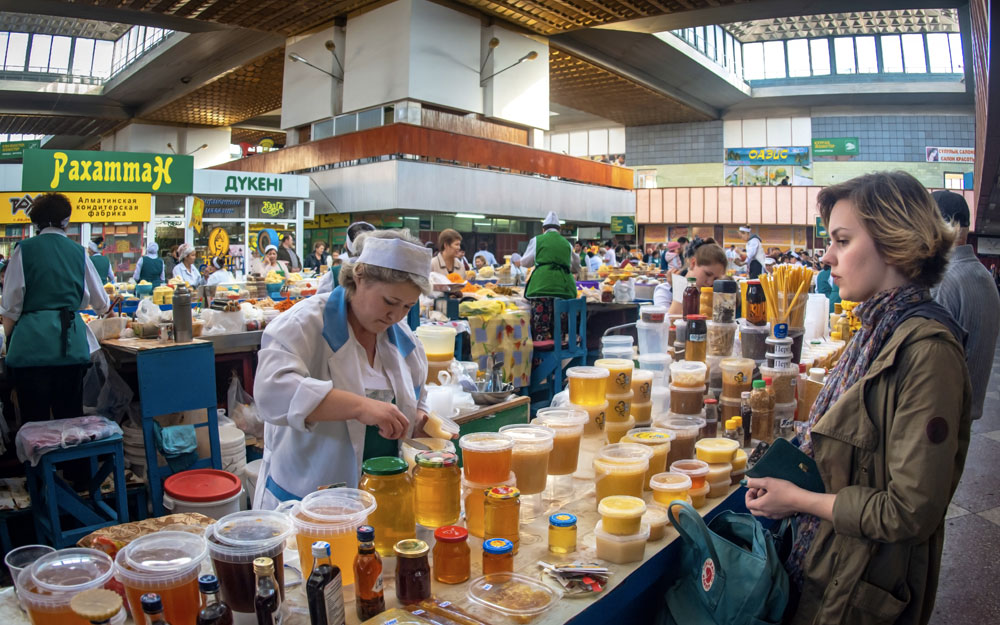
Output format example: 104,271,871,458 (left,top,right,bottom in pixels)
817,171,954,288
339,229,432,297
